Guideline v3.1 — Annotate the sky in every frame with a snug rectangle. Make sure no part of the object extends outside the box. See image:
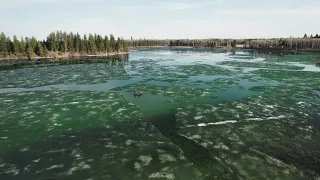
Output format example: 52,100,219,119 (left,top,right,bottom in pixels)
0,0,320,40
